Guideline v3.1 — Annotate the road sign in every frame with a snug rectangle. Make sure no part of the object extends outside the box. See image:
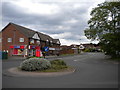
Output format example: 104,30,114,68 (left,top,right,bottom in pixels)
44,47,49,52
49,48,55,50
